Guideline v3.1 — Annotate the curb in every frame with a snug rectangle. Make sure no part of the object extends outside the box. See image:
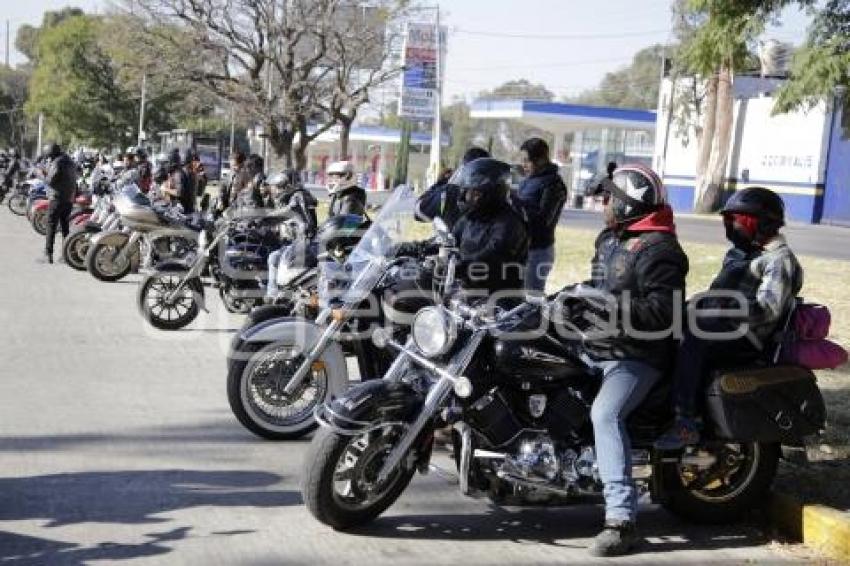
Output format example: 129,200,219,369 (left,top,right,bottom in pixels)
769,492,850,562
